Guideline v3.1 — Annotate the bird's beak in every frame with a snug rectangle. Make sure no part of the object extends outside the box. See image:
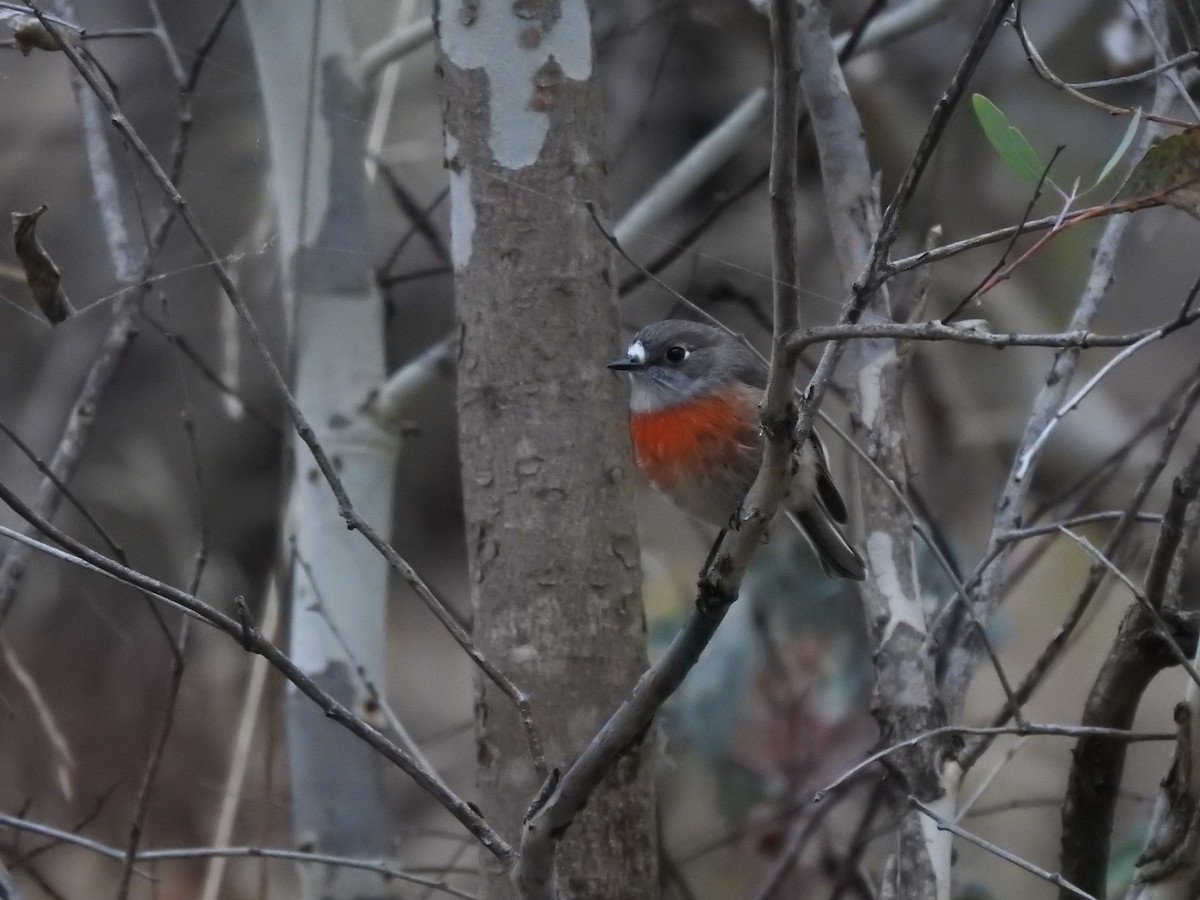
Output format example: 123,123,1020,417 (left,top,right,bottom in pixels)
606,356,643,371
